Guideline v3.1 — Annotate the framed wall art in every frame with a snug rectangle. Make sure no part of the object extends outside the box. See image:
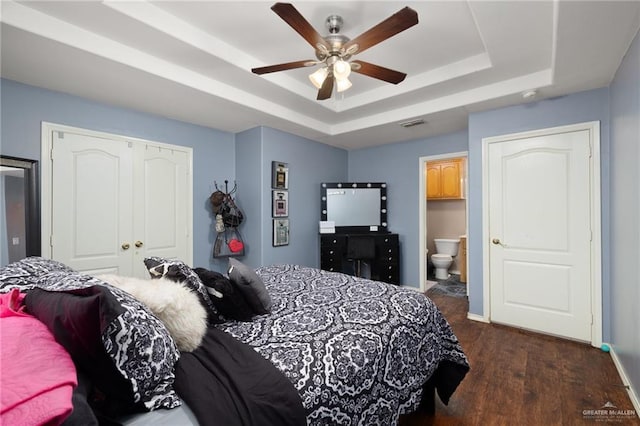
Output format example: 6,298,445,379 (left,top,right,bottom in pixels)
272,161,289,189
272,218,289,247
272,190,289,217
